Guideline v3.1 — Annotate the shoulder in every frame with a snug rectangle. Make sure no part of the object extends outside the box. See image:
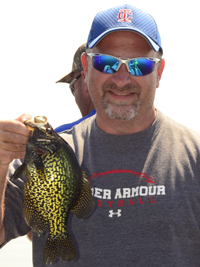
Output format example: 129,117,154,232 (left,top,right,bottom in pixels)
159,111,200,153
59,115,96,149
59,115,96,165
162,112,200,139
54,110,96,133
